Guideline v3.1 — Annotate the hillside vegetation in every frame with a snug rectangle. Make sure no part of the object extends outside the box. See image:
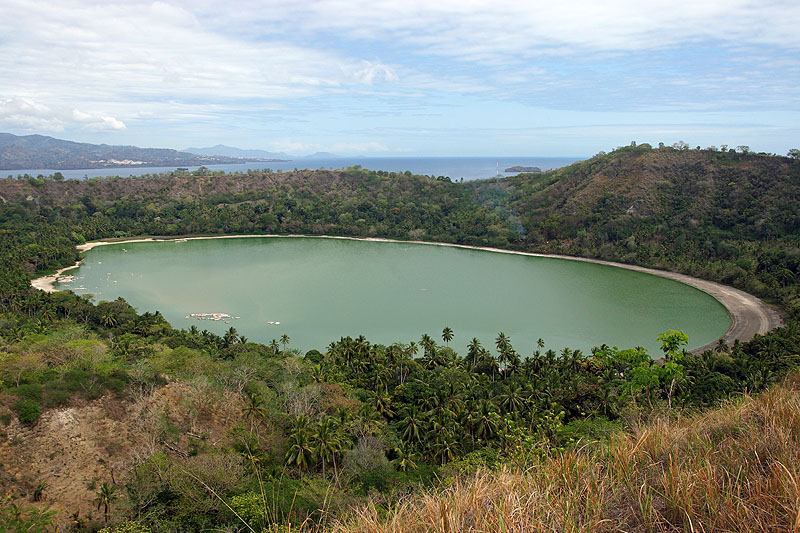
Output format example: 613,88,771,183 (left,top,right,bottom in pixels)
332,374,800,533
470,145,800,316
0,145,799,531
